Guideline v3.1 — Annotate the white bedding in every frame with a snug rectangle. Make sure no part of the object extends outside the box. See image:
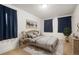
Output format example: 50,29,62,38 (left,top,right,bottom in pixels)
27,36,58,52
